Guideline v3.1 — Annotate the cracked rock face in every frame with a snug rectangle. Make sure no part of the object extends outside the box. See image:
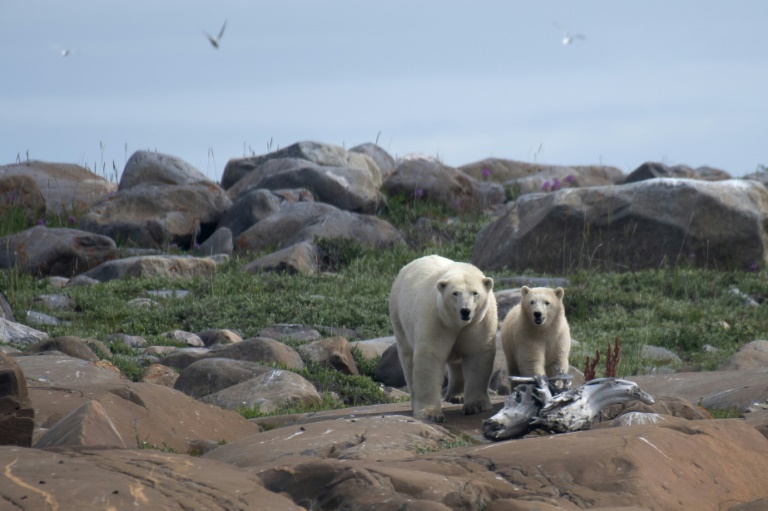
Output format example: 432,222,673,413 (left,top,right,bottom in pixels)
0,447,303,510
3,357,768,509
